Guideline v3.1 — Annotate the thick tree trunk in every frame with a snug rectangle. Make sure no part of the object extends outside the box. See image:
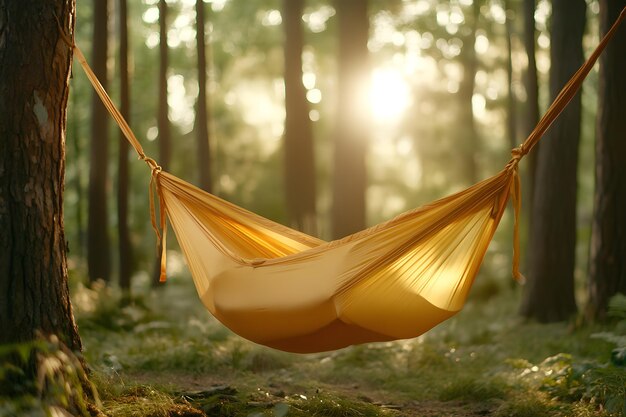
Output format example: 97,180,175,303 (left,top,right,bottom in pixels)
520,0,586,322
88,0,111,283
195,0,212,192
118,0,133,294
153,0,171,286
283,0,317,234
0,0,81,349
332,0,369,239
587,0,626,321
